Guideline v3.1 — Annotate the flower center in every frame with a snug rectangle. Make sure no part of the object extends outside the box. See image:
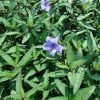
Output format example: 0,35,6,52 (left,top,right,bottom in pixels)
51,43,56,49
